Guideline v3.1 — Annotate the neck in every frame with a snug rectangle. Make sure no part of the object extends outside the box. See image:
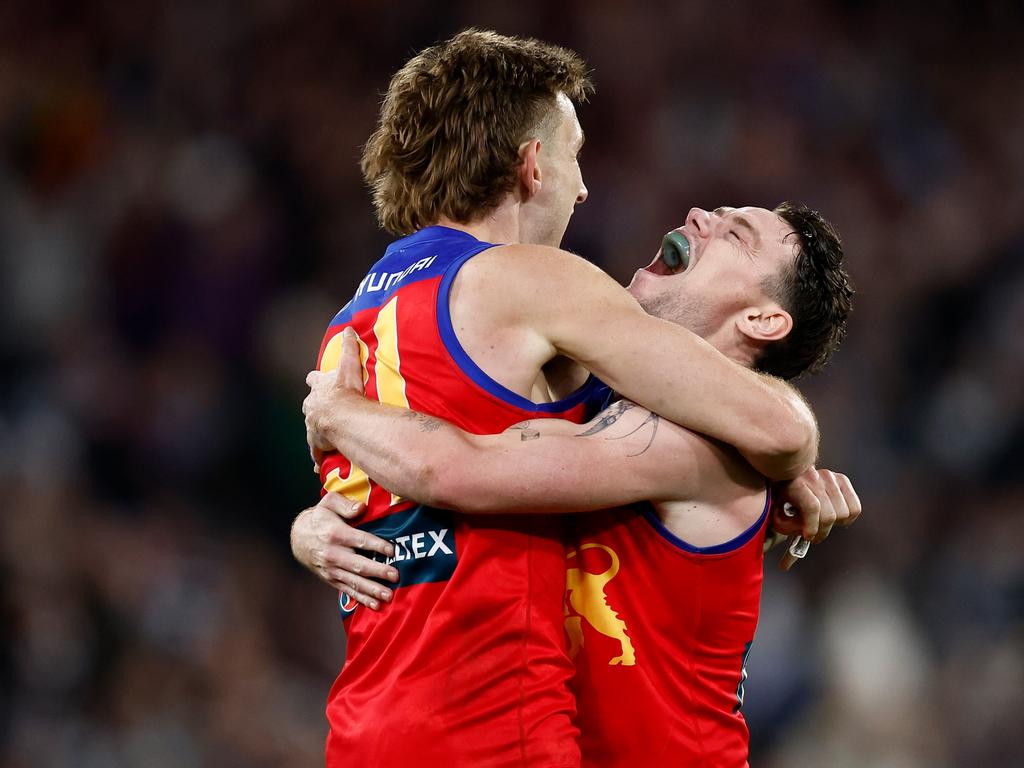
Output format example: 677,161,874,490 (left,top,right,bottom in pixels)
436,200,522,245
727,339,762,371
704,326,760,370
